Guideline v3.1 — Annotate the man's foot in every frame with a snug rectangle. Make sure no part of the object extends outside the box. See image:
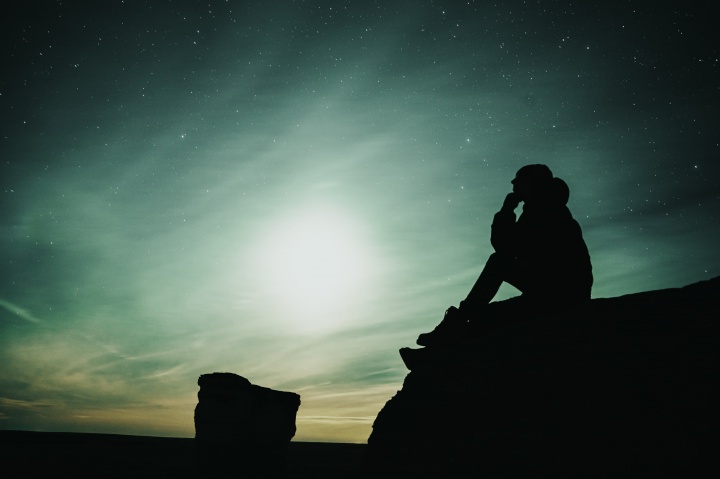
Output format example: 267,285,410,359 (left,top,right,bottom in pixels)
399,347,427,370
416,307,465,346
